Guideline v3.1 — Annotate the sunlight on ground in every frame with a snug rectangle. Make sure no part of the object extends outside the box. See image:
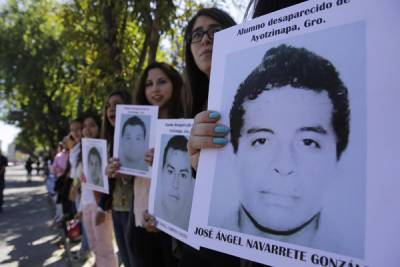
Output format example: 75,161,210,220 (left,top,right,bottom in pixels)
42,247,65,266
32,234,58,246
0,243,14,263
